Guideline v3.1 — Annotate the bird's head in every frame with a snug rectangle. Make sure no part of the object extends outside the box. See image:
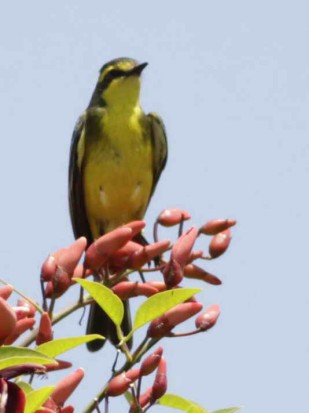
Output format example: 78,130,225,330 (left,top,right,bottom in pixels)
95,58,148,110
